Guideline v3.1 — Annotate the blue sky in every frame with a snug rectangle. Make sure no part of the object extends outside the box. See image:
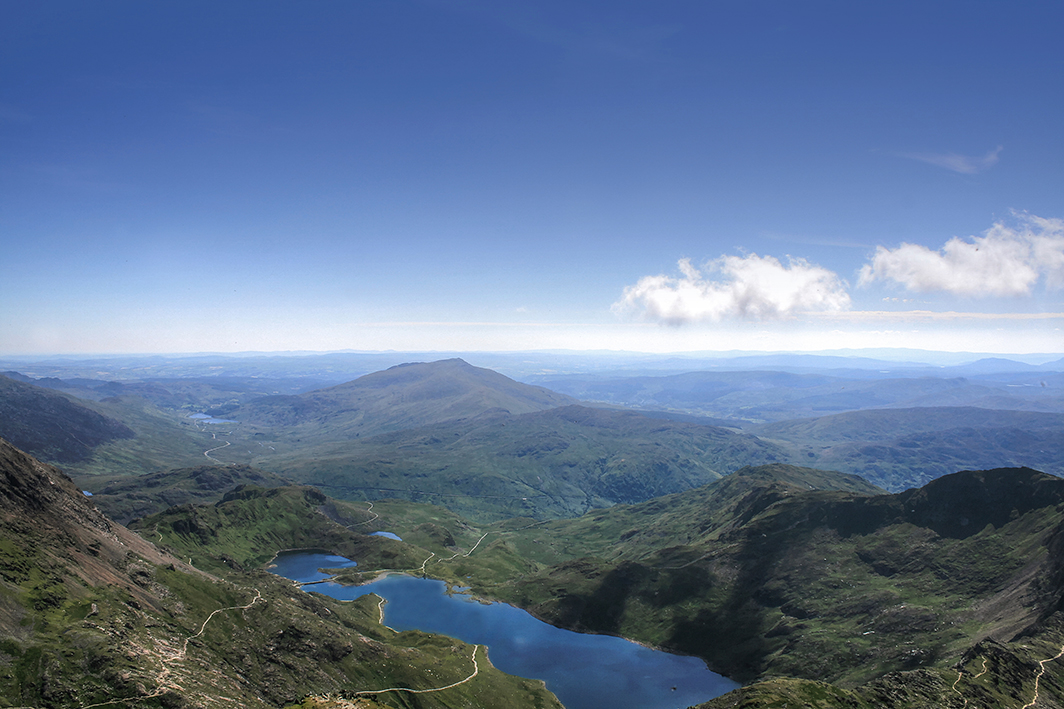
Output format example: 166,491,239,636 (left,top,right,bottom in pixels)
2,0,1062,355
